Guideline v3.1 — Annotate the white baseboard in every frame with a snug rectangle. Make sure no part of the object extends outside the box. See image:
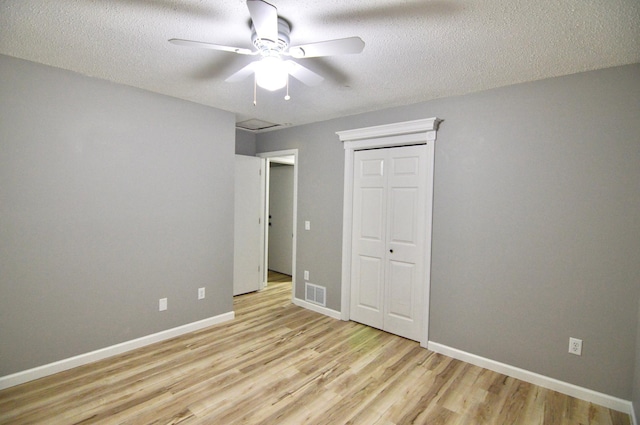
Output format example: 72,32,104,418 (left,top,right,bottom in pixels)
427,342,633,416
0,311,235,391
293,297,342,320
